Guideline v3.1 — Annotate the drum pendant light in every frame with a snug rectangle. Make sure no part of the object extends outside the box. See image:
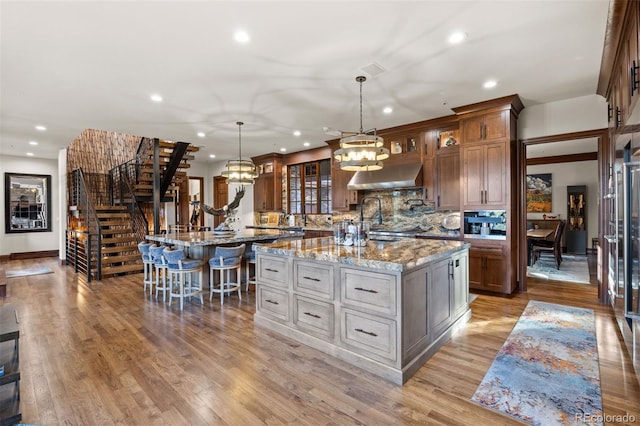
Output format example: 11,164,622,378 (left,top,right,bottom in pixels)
221,121,259,185
333,76,389,171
